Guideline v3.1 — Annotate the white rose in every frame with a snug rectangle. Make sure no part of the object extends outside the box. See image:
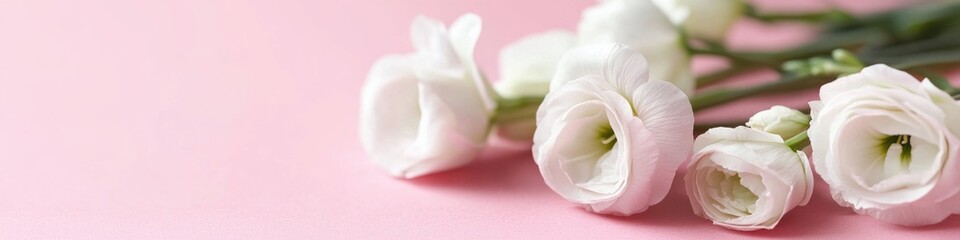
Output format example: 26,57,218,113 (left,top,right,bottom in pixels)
494,30,577,141
533,43,694,215
686,127,814,231
746,105,811,140
578,0,694,95
652,0,744,42
809,64,960,226
359,14,496,179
